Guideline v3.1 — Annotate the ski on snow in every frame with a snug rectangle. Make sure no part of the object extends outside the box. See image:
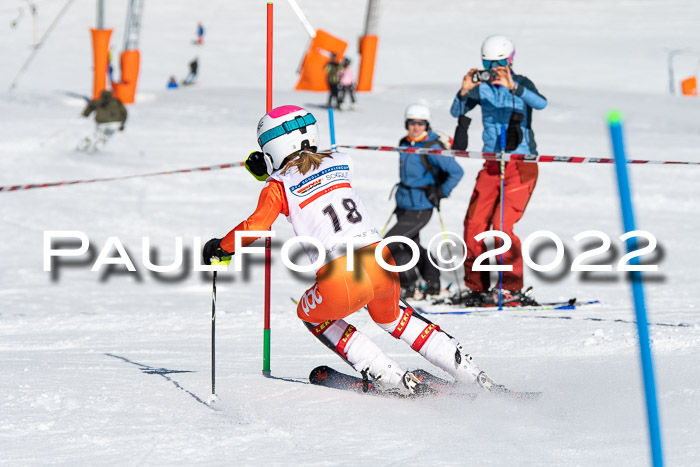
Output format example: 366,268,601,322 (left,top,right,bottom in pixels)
309,365,541,401
415,298,600,315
